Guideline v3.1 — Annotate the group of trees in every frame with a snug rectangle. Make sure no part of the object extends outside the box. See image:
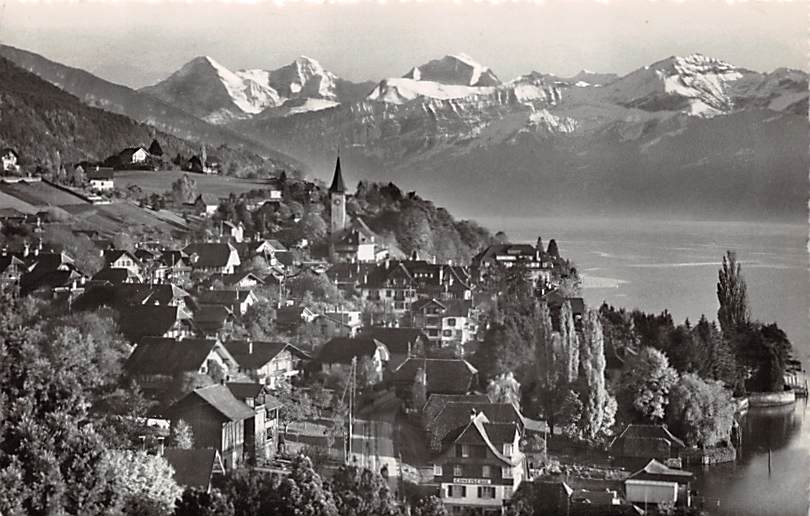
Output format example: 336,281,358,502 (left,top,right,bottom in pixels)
472,263,614,442
175,456,447,516
597,251,794,448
